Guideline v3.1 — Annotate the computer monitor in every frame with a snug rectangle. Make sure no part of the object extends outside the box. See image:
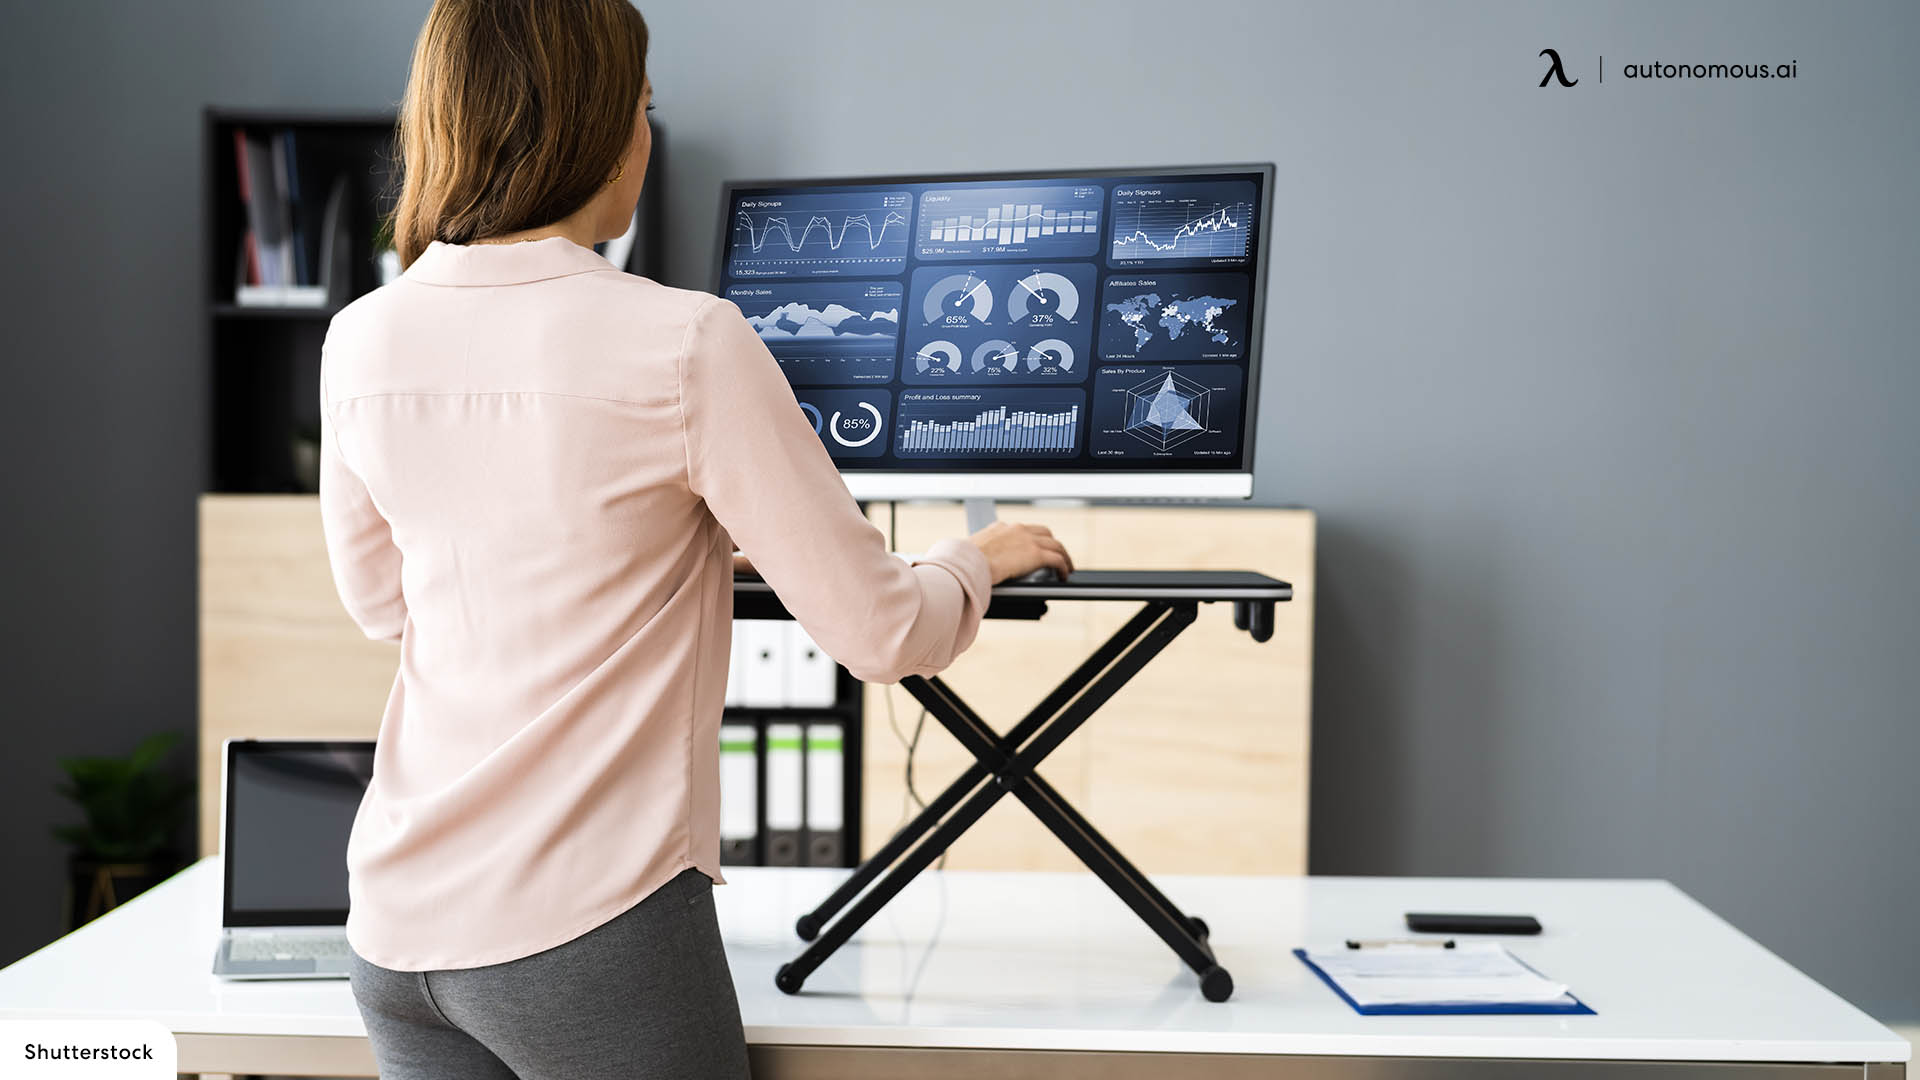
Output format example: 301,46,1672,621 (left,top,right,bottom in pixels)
711,164,1275,500
220,740,373,927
